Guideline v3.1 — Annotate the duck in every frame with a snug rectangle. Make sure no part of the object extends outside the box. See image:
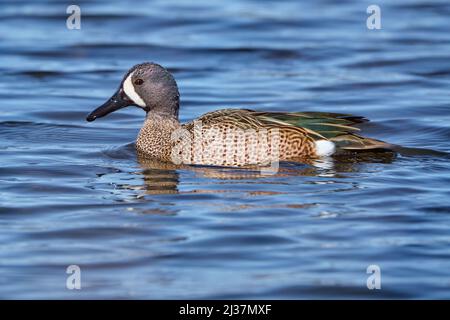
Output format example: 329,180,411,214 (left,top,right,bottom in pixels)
86,62,392,167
